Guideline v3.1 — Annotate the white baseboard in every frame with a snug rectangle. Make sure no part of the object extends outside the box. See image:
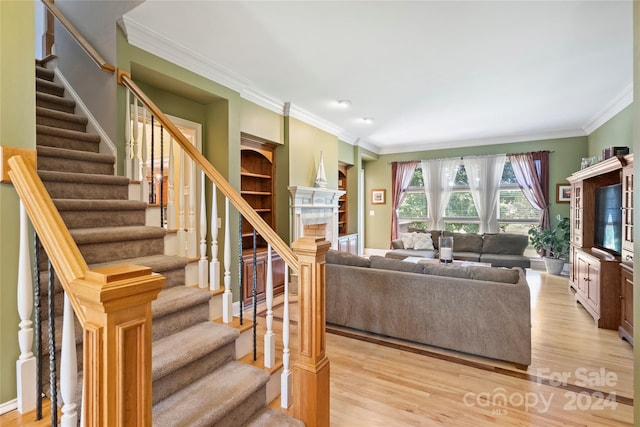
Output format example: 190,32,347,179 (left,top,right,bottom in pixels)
0,399,17,415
